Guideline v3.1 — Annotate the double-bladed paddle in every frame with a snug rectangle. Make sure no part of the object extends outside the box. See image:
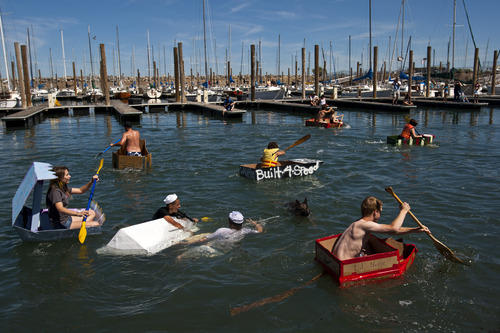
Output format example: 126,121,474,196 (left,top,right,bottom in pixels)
385,187,466,264
94,139,121,158
78,158,104,244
